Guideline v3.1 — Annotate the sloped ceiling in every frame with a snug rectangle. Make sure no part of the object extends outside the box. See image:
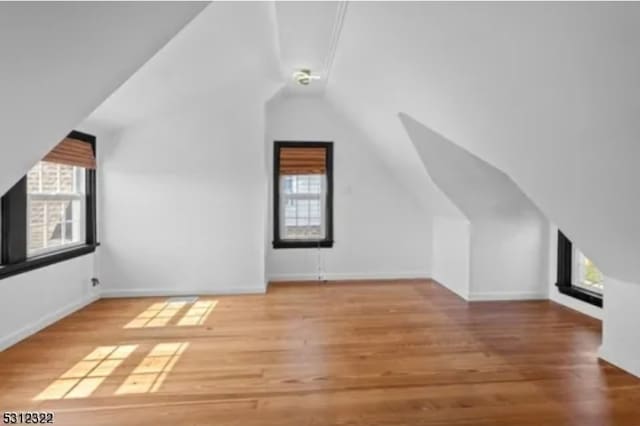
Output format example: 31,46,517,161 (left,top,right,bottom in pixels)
327,2,640,282
400,113,542,221
87,2,282,129
0,1,207,196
